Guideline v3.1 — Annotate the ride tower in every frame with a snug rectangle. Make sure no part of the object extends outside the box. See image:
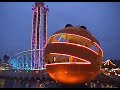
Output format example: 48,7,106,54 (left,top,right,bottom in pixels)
31,2,49,69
